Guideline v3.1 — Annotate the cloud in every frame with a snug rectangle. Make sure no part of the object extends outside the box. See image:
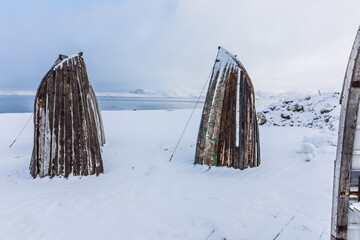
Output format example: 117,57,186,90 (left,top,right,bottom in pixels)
0,0,359,93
